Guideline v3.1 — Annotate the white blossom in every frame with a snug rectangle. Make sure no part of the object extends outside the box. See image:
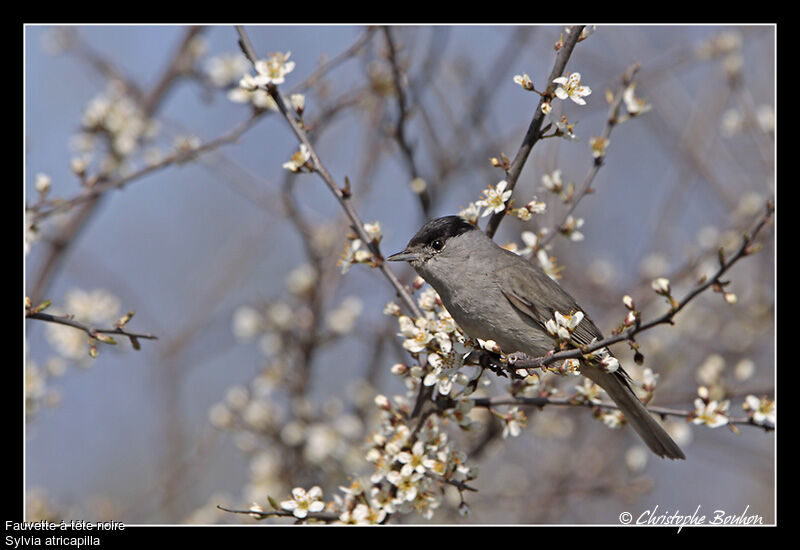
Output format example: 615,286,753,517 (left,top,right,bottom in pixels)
459,202,482,224
253,52,296,86
282,144,311,172
651,277,671,295
553,72,592,105
622,83,652,115
476,180,513,216
692,397,730,428
513,73,534,91
502,407,527,438
280,486,325,519
743,395,775,426
205,53,250,87
542,169,563,193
